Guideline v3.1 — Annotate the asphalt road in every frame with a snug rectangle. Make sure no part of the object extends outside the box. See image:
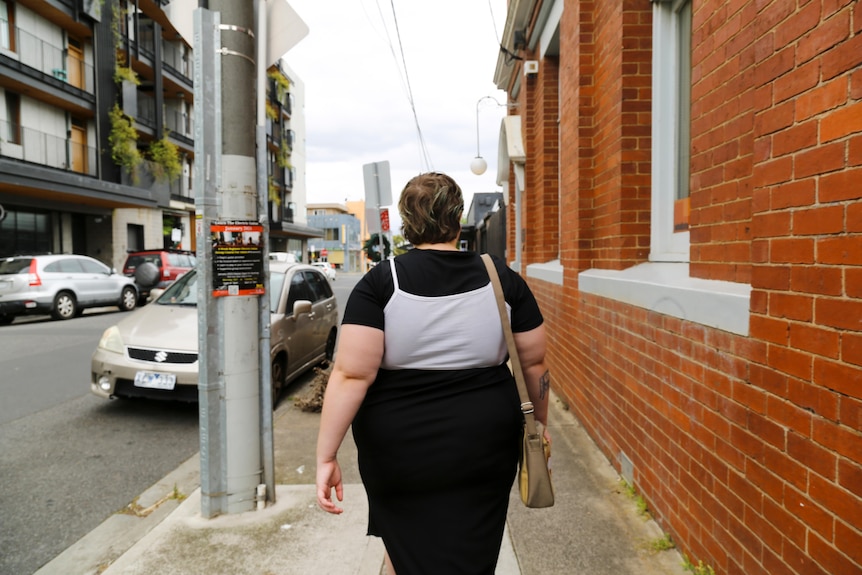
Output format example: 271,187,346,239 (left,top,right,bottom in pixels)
0,310,200,575
0,272,360,575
